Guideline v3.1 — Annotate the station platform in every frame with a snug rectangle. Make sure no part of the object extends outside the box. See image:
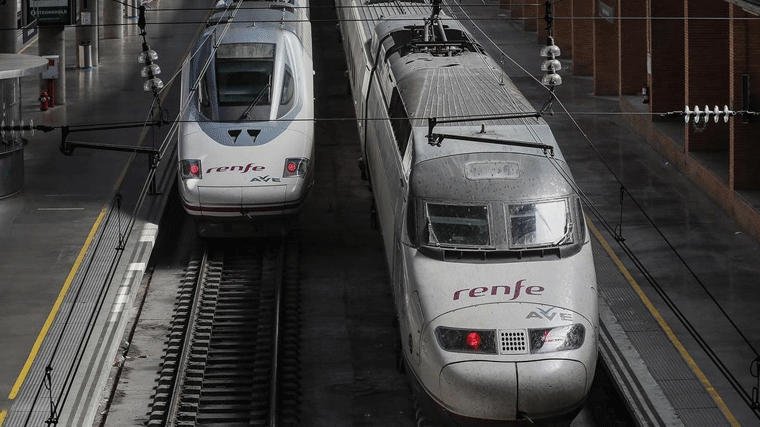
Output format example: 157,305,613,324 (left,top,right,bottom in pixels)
0,0,758,426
